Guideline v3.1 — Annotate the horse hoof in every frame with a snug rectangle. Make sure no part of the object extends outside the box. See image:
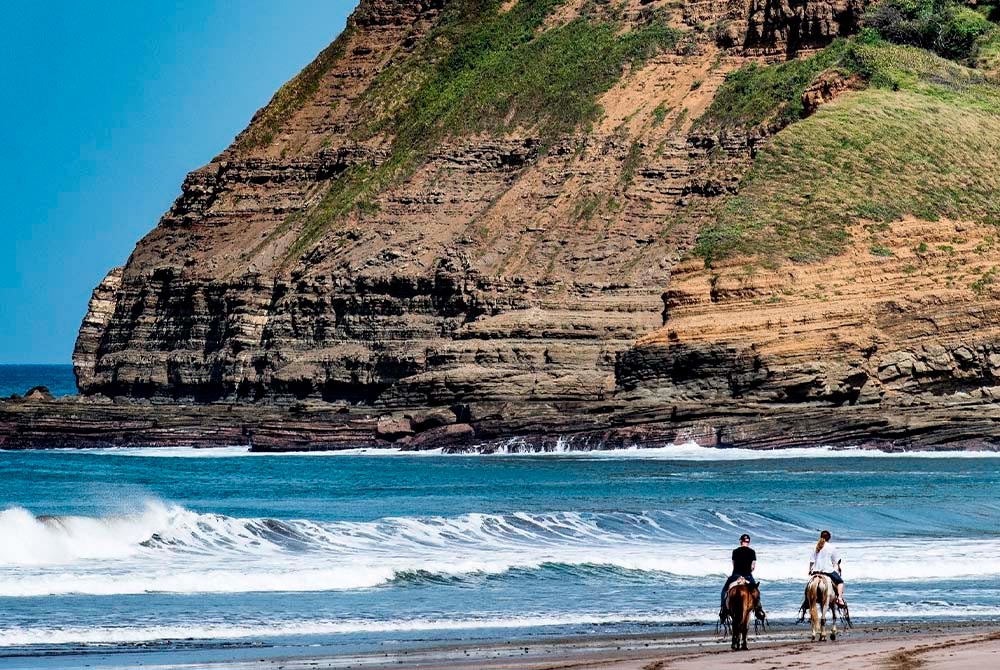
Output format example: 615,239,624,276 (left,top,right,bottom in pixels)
830,633,837,641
